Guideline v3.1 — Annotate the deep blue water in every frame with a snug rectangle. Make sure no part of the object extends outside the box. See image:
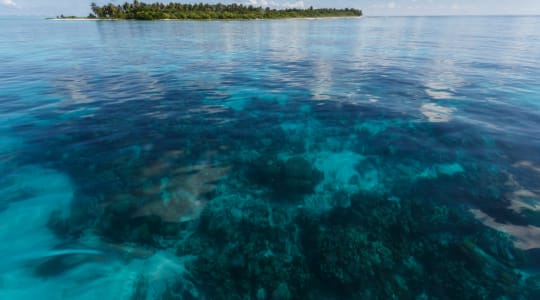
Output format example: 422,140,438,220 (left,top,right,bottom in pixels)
1,16,540,299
